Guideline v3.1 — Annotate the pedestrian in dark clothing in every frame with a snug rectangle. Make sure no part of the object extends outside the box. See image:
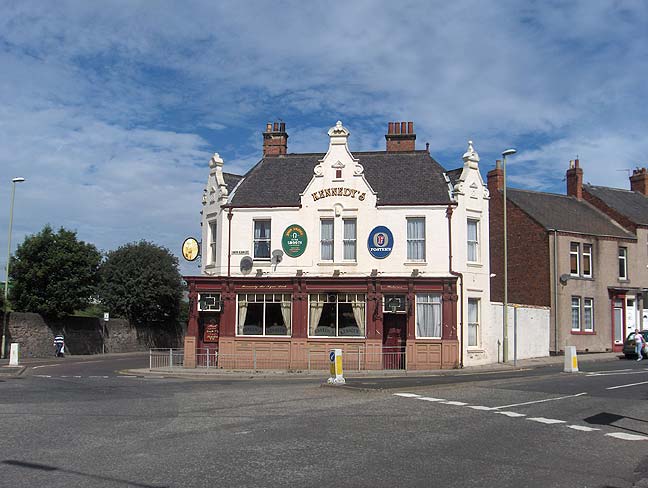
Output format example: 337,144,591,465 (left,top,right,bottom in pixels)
54,335,65,357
